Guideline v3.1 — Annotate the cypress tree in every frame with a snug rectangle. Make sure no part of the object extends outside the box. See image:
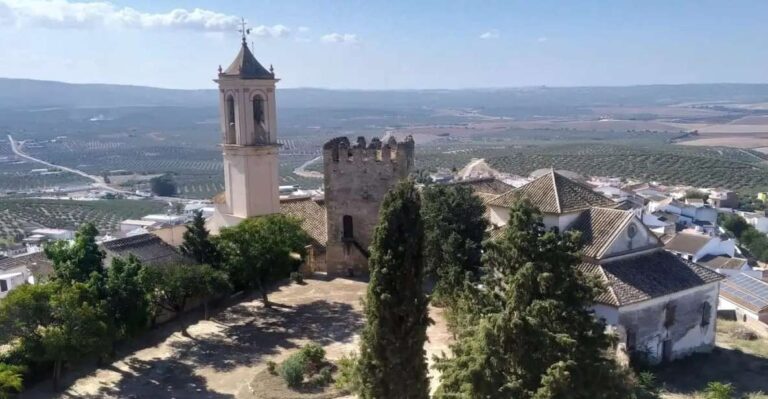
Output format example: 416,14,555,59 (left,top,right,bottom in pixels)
358,180,430,399
181,210,221,266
